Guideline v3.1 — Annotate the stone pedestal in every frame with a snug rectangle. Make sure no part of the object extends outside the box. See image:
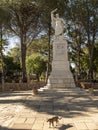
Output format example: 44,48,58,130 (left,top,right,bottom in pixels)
47,38,75,88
